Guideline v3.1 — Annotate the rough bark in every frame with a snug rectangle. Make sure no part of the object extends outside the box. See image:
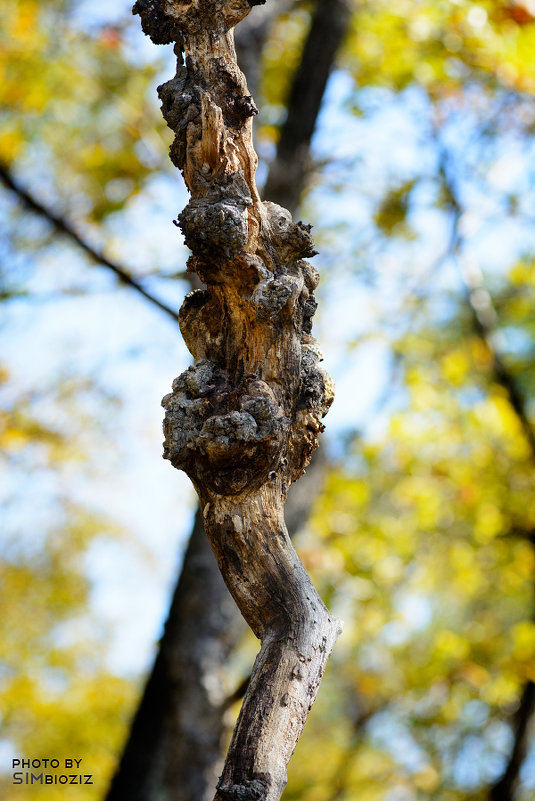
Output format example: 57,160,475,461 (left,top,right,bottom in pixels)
107,1,347,796
132,2,342,800
106,449,328,801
